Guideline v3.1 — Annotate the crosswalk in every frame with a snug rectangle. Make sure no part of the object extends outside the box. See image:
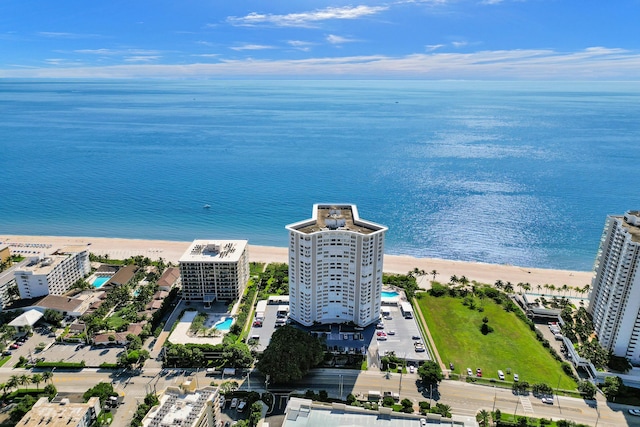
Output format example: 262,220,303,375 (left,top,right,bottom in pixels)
520,395,534,415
